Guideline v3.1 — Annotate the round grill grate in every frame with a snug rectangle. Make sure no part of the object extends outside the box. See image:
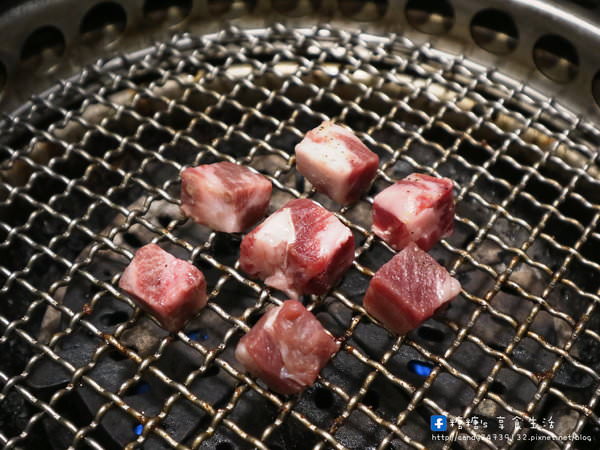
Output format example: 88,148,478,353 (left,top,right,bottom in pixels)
0,24,599,449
